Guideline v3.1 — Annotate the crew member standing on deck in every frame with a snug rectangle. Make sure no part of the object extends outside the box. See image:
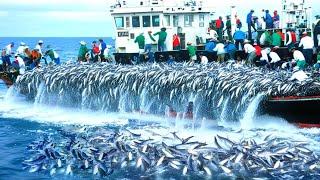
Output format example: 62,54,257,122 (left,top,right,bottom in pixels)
247,10,256,41
299,32,314,65
187,42,197,64
1,42,14,71
44,45,60,65
78,41,89,63
98,39,107,62
225,16,232,41
35,40,44,57
154,27,167,52
134,33,145,64
273,10,280,29
216,16,224,42
173,34,181,50
145,30,156,63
